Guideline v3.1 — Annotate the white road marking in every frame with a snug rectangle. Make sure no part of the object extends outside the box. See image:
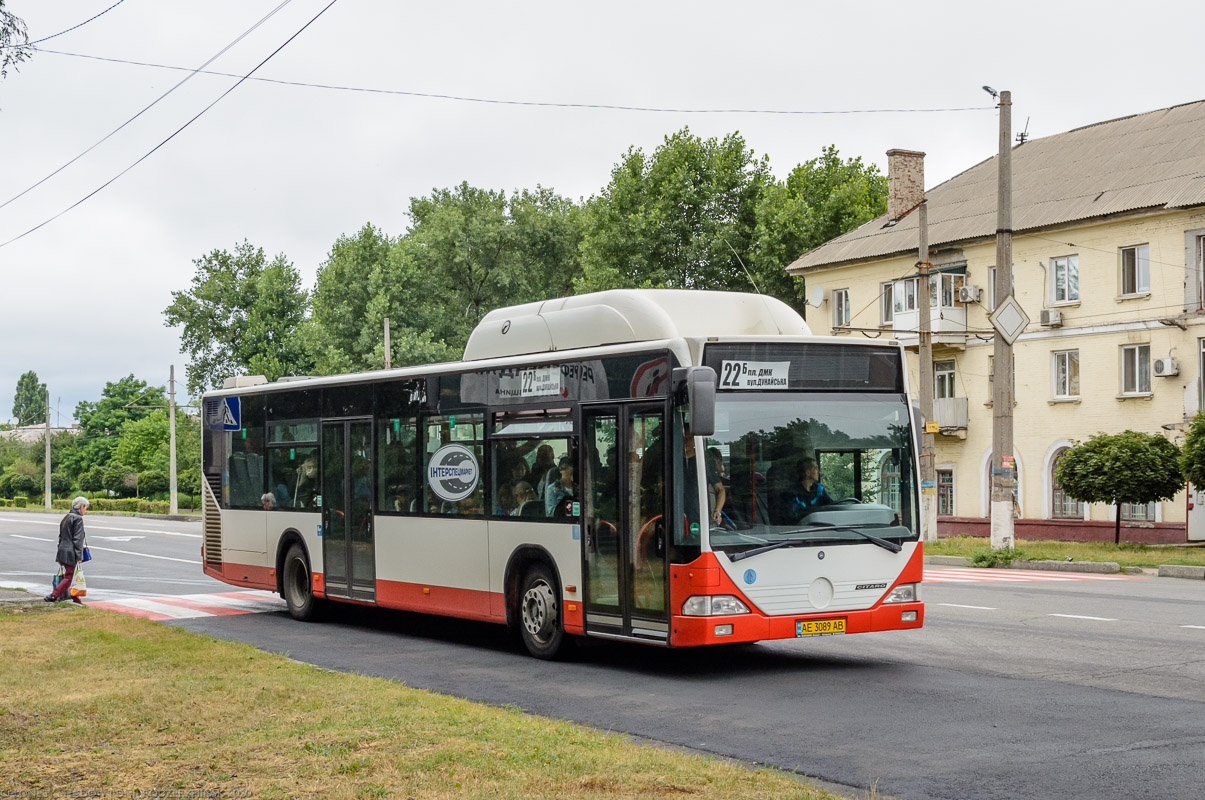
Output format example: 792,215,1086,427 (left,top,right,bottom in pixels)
1048,614,1117,621
0,516,201,538
1181,625,1205,630
937,603,997,610
9,534,200,564
100,597,213,619
94,536,145,542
